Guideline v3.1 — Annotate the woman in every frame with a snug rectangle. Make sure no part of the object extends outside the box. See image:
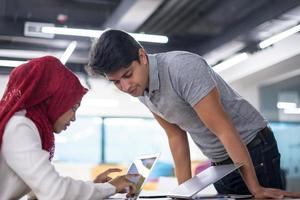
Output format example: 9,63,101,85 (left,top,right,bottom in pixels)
0,56,135,199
